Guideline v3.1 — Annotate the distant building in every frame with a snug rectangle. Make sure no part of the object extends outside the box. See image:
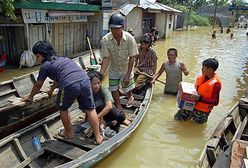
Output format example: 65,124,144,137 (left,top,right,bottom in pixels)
102,0,182,40
0,0,102,65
